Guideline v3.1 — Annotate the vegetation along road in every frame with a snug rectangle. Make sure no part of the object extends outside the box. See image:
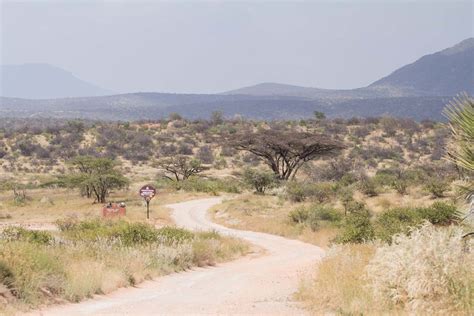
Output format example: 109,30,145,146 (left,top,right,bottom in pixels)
32,198,325,315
